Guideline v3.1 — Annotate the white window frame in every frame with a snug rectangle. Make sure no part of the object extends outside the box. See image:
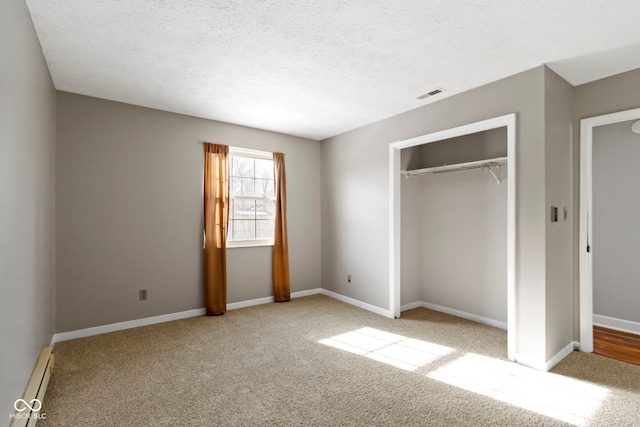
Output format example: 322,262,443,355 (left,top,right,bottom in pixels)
227,147,275,248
